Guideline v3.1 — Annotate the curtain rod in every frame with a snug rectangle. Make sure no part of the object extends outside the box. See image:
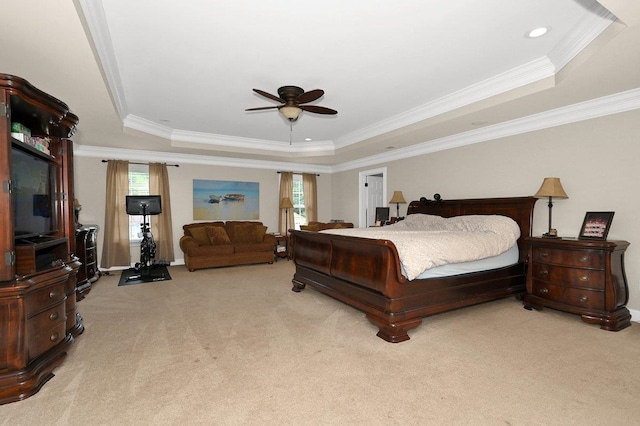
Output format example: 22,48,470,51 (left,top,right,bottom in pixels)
277,171,320,176
101,160,179,167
